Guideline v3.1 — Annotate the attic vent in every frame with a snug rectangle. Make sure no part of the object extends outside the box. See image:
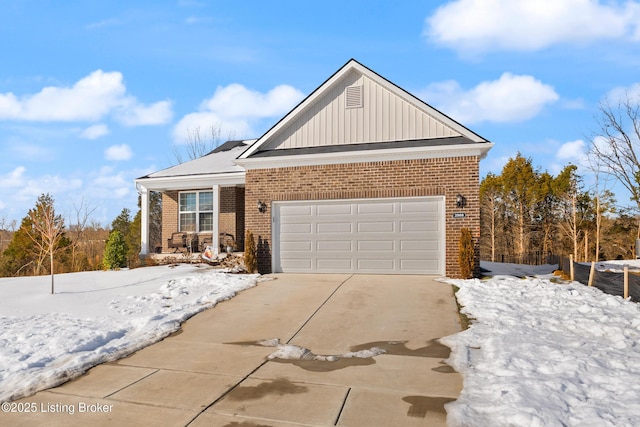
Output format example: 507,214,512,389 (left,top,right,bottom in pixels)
345,85,363,109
